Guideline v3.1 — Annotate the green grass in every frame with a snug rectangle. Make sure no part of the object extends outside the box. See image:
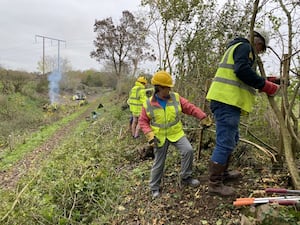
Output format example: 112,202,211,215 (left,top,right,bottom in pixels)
0,92,133,224
1,90,299,224
0,105,88,171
